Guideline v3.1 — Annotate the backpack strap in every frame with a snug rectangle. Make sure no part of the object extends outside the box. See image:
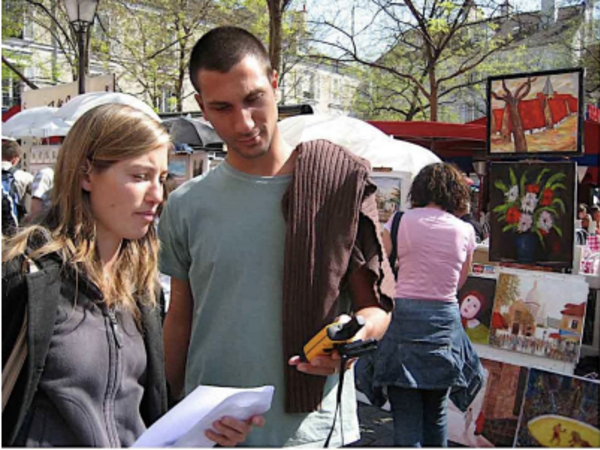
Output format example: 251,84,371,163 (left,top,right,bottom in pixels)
388,211,403,277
